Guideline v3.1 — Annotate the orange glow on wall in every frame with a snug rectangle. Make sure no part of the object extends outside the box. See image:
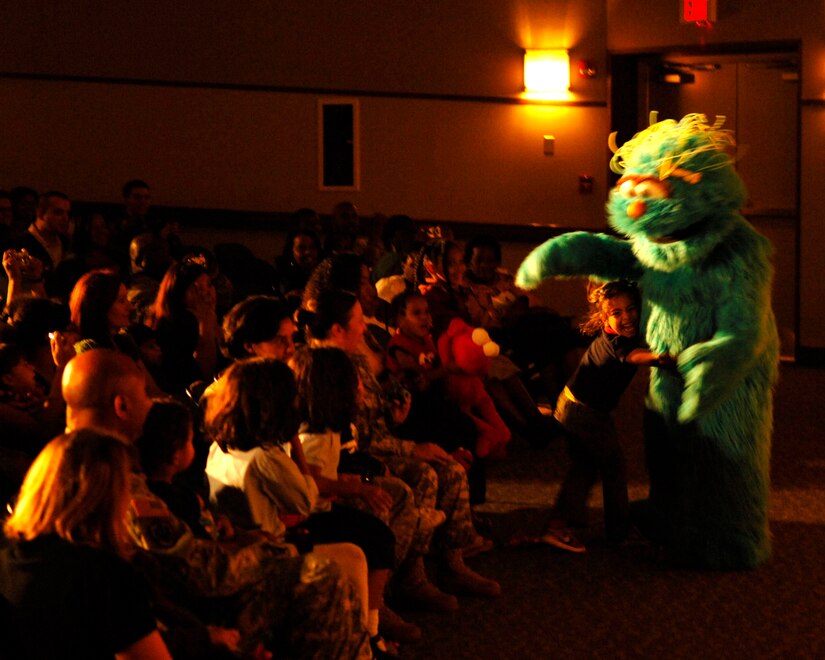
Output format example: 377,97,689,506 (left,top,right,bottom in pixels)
523,50,570,99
